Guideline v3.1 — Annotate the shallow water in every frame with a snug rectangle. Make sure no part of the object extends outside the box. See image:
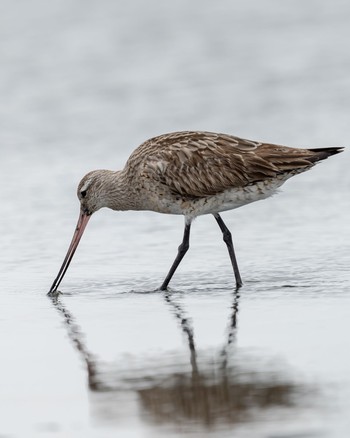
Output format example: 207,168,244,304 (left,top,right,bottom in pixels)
1,0,350,437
